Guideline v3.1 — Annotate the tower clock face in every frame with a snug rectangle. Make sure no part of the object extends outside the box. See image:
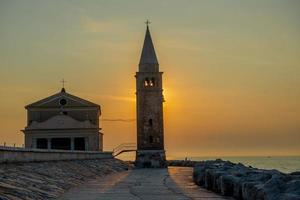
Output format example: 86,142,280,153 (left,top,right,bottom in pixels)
59,98,67,106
